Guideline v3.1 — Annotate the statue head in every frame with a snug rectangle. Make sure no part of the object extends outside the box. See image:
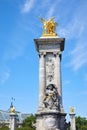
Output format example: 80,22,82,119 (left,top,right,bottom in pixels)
46,84,55,90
